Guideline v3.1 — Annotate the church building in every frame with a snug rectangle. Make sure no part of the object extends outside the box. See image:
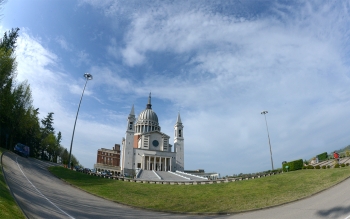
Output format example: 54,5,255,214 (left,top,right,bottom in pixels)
121,94,184,176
